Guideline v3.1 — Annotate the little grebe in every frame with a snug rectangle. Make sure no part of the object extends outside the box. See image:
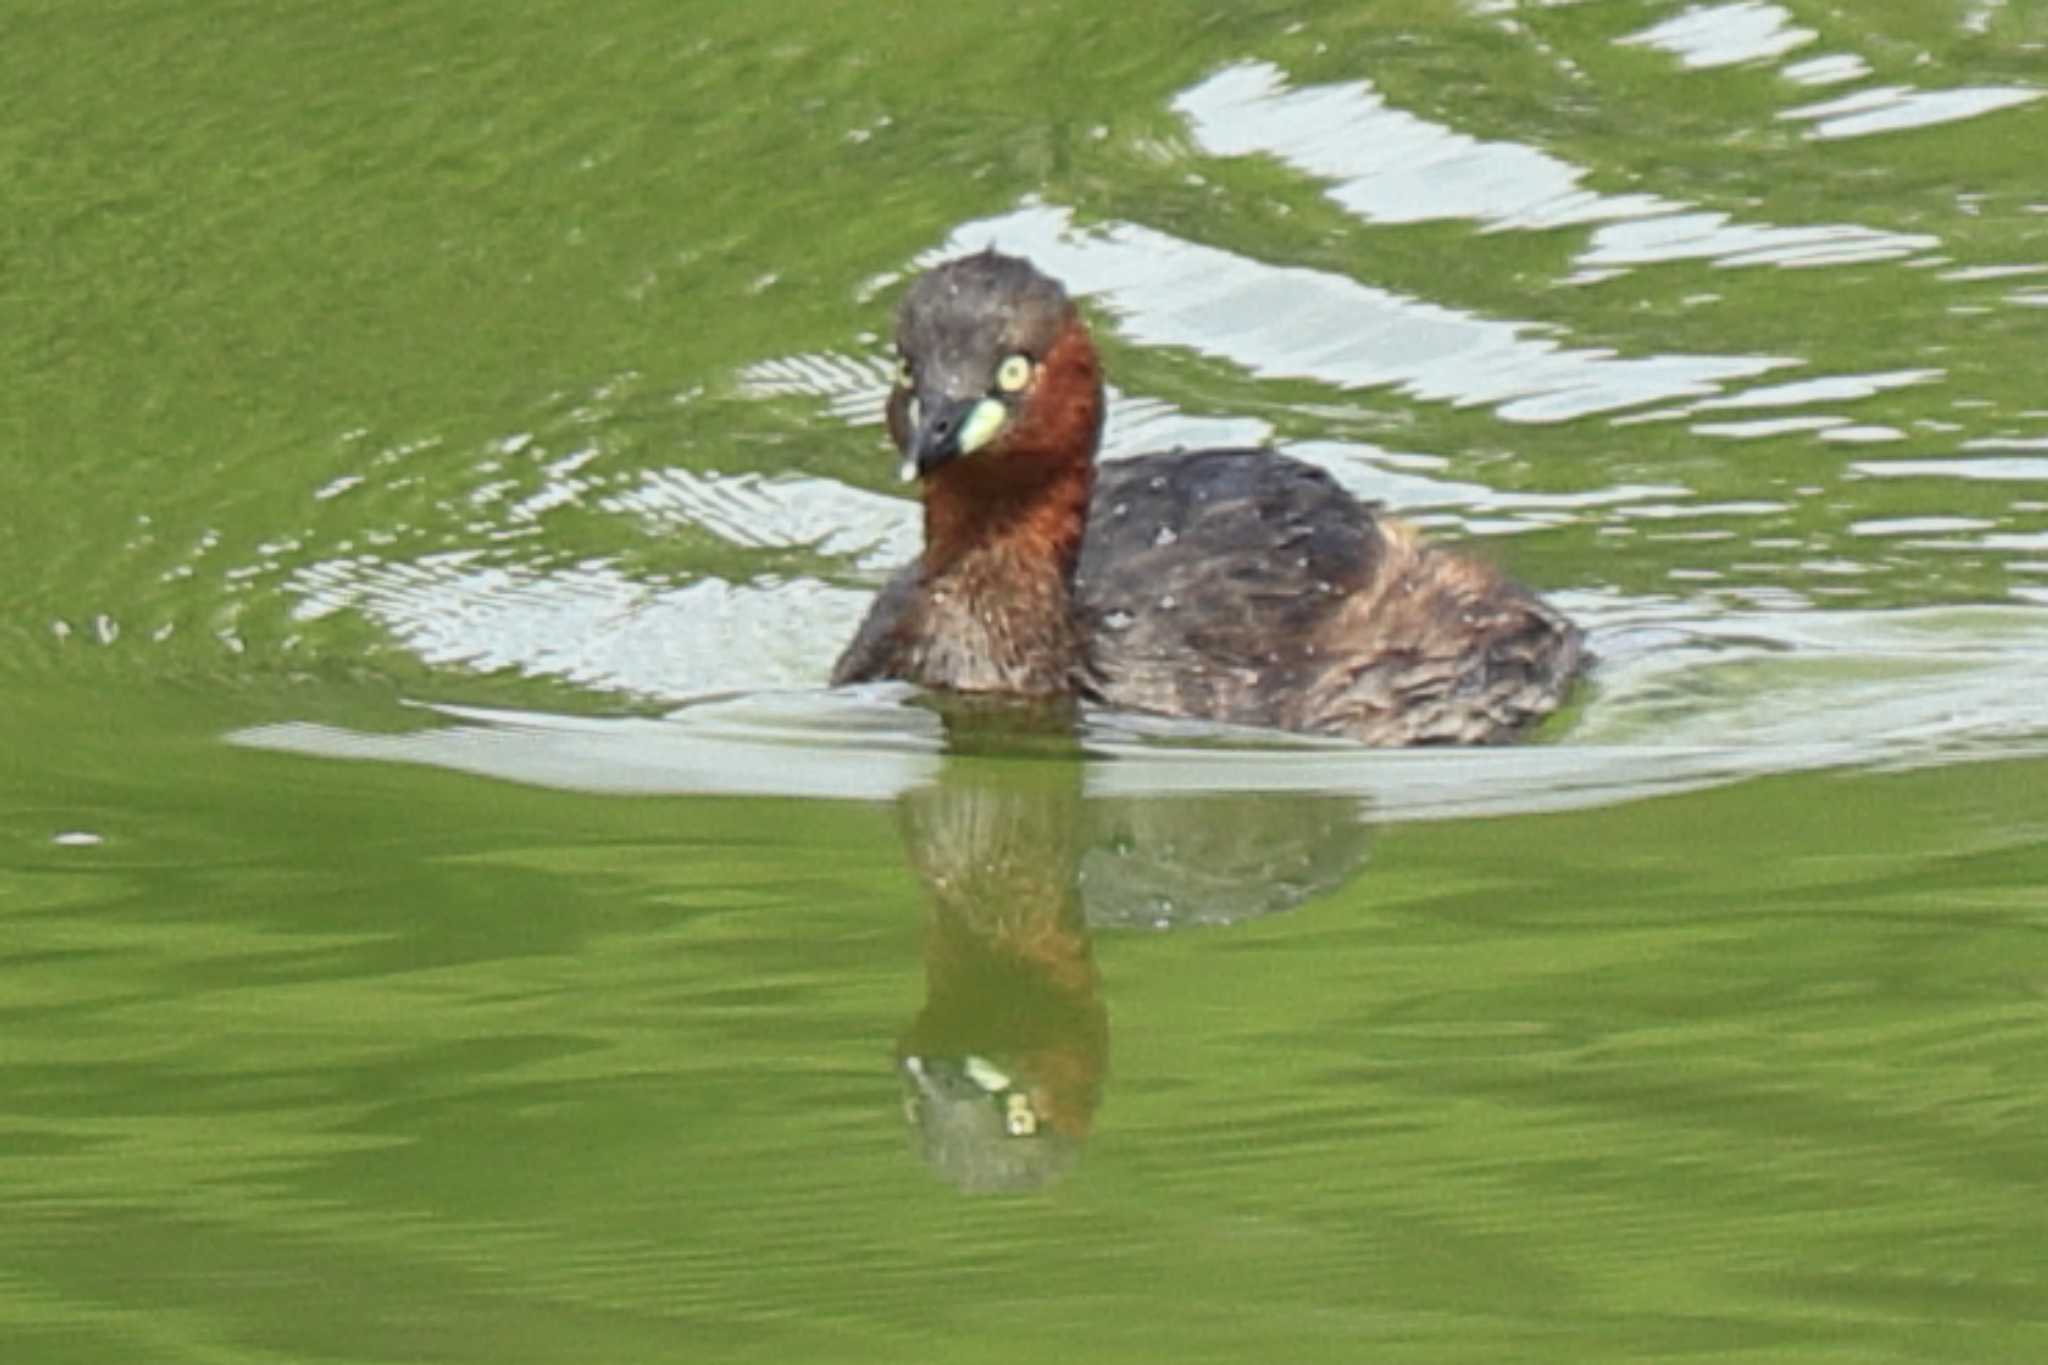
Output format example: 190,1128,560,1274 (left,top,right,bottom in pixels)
832,251,1584,745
